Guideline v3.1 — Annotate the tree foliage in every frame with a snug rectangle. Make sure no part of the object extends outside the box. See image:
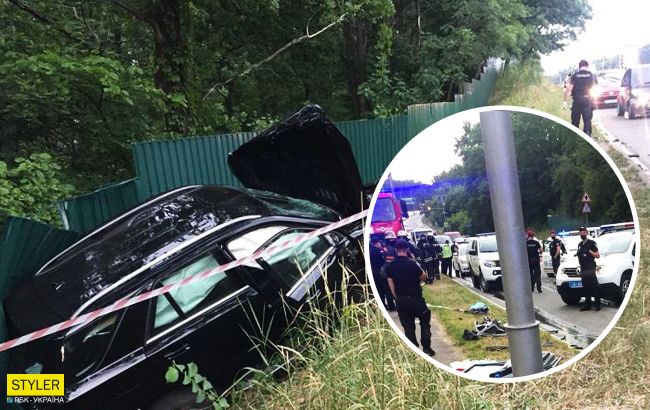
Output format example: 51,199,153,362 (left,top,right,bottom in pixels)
0,0,592,192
